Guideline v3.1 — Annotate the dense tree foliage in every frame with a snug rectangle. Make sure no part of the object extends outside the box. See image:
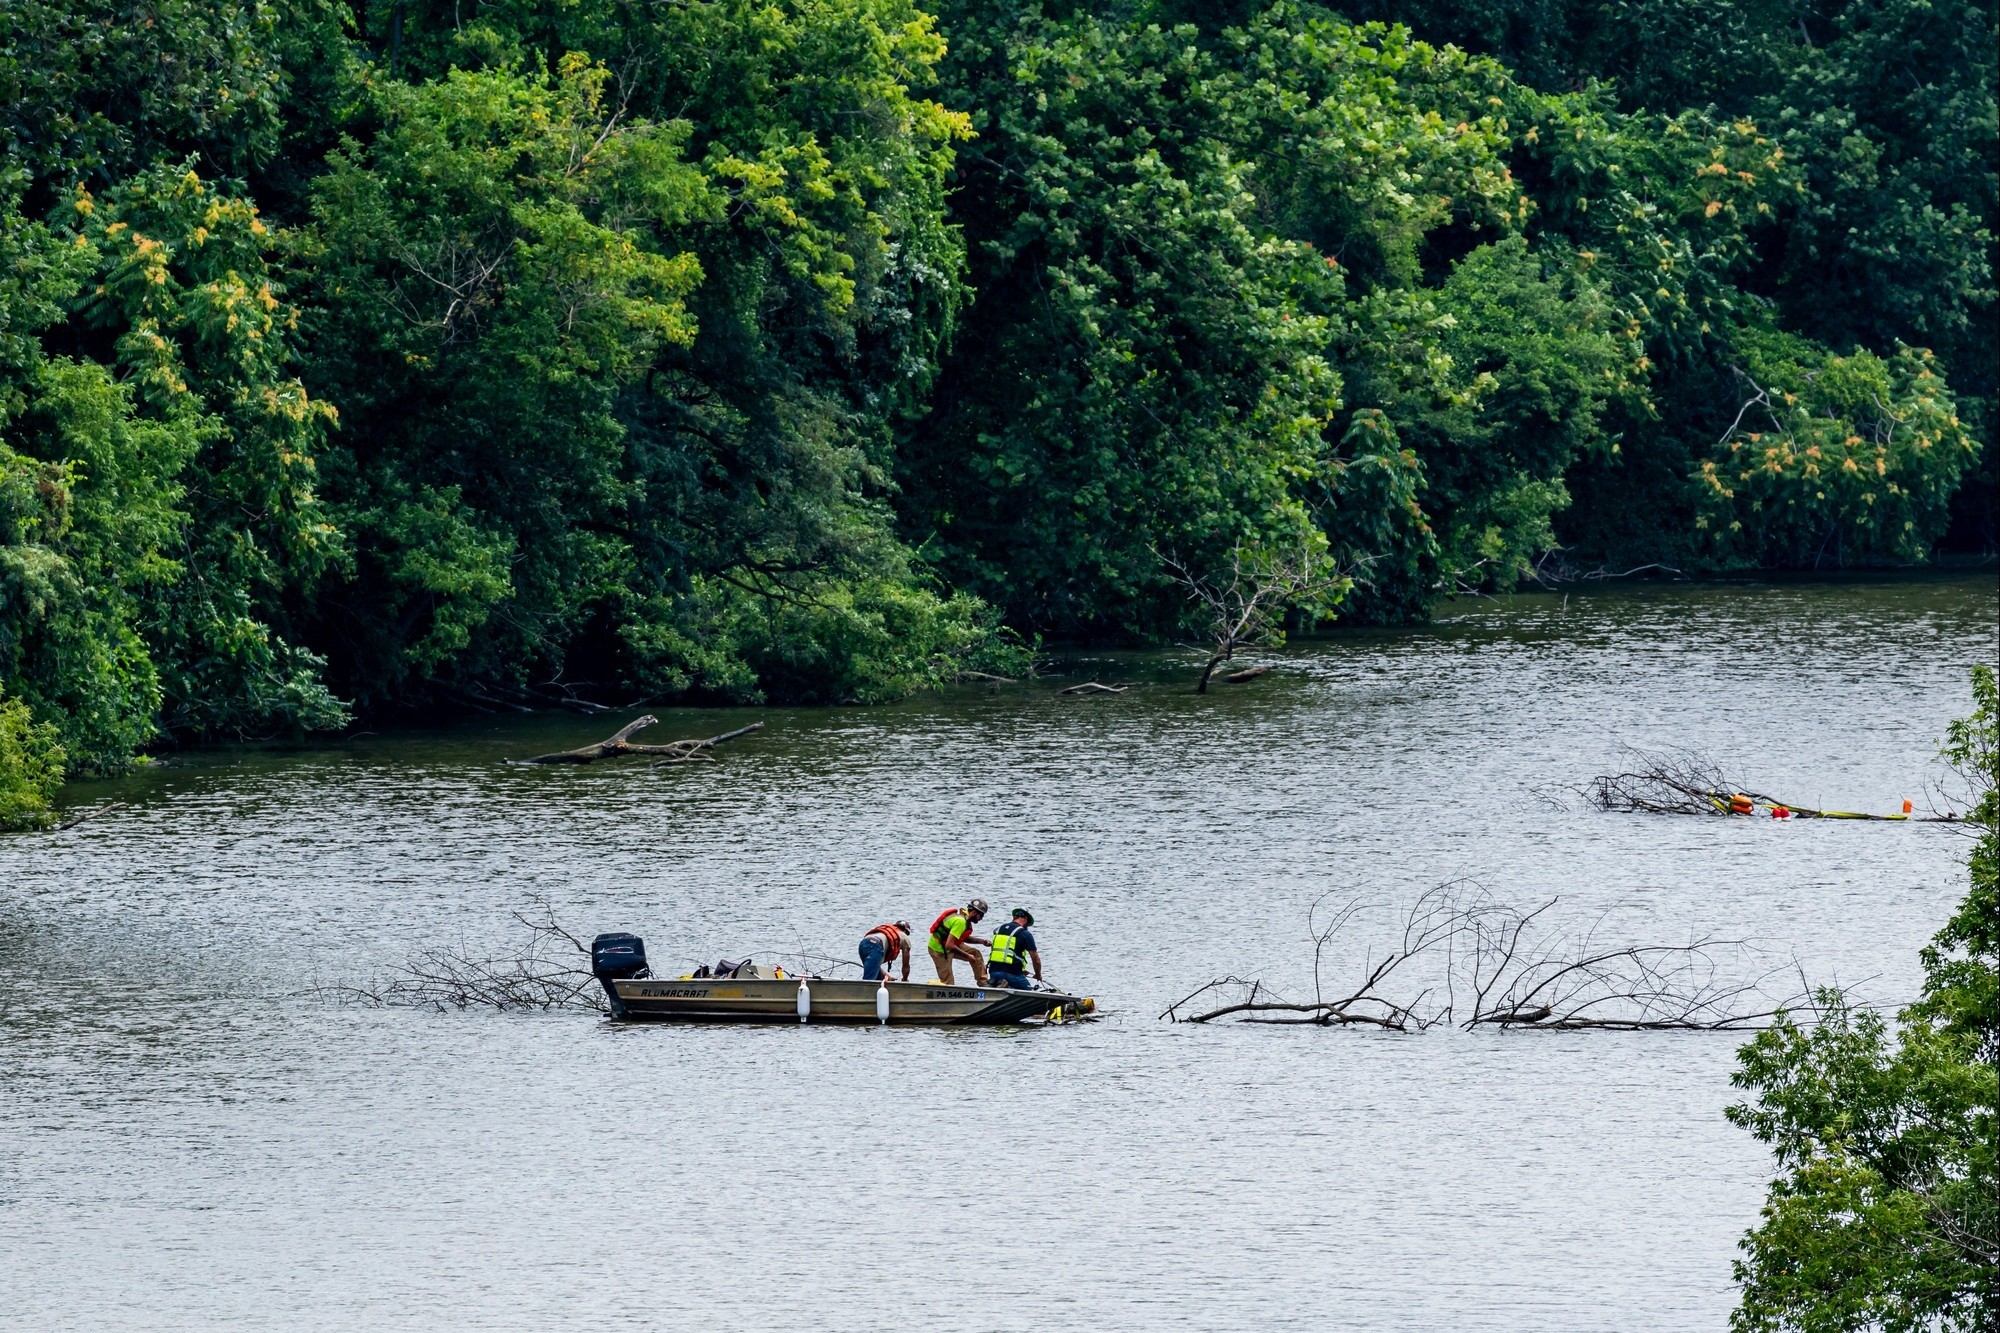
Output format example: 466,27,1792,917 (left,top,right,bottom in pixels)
1729,668,1998,1331
1340,0,1999,557
0,0,1991,796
